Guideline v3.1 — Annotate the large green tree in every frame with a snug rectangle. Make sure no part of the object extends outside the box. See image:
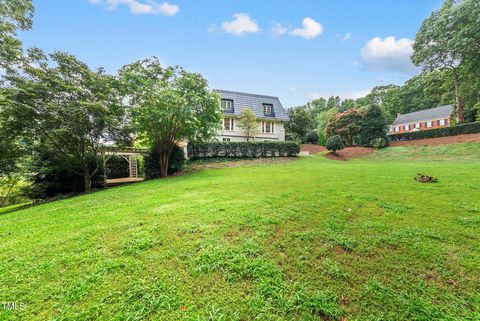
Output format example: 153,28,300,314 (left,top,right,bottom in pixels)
285,106,311,142
119,58,221,178
2,50,130,193
0,0,34,69
412,0,480,123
